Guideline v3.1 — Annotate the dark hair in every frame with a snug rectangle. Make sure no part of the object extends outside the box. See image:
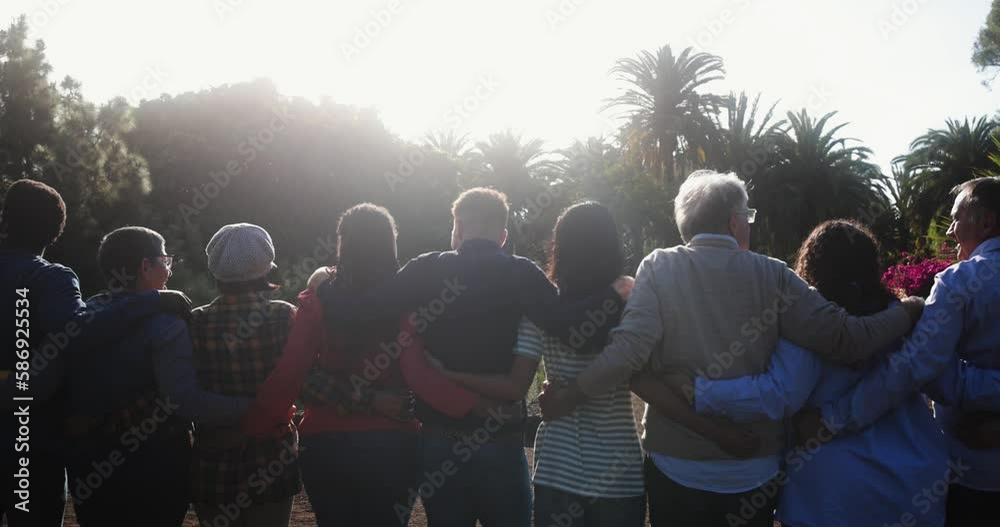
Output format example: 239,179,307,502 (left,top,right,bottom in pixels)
328,204,400,356
333,203,399,292
0,179,67,251
451,187,509,237
97,226,165,290
794,219,900,316
953,176,1000,225
547,202,624,297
